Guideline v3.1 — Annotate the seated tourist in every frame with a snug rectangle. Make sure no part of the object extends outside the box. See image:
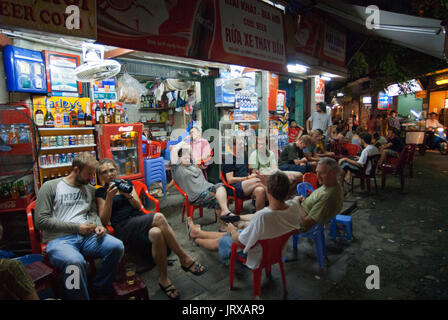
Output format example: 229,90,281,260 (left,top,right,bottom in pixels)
288,120,304,143
377,127,404,168
96,158,207,300
170,141,233,229
222,136,267,212
35,152,124,300
278,135,313,174
372,132,387,149
248,136,303,196
0,259,39,300
303,129,335,170
293,157,344,231
189,126,212,168
332,125,348,145
338,132,380,186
